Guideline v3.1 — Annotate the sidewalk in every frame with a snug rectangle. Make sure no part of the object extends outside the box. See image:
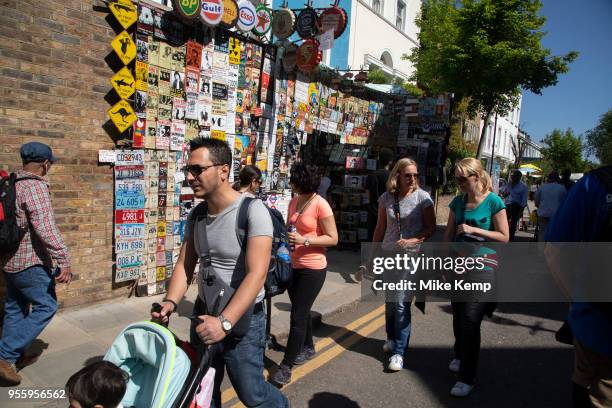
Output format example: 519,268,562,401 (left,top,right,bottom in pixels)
12,249,364,393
